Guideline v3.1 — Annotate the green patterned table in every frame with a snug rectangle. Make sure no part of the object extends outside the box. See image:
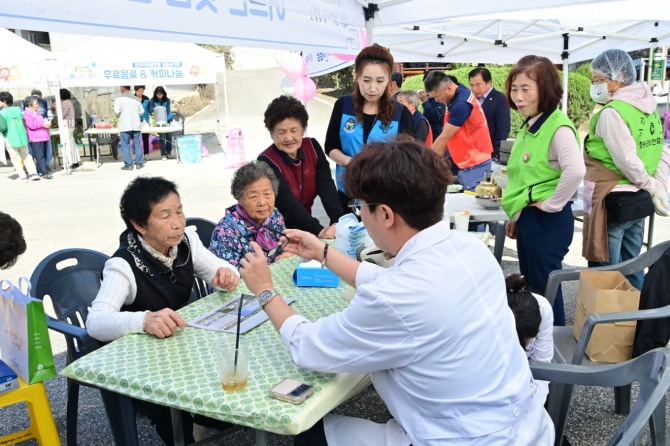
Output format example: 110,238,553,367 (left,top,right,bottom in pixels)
61,256,370,444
